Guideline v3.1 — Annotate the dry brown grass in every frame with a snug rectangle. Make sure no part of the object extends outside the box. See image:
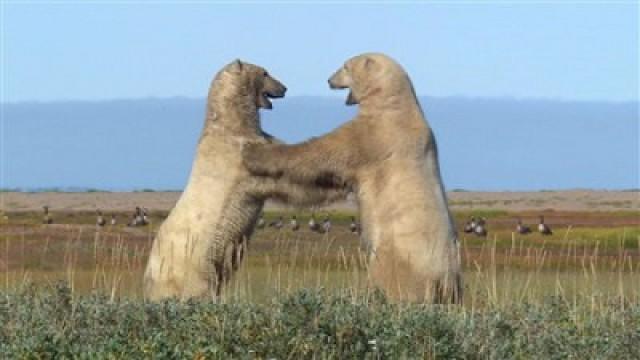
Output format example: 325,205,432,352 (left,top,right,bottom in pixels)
1,208,638,307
